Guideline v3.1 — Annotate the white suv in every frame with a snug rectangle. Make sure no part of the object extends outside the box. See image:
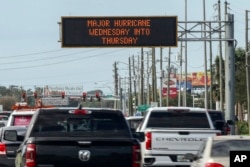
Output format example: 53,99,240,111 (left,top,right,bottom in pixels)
6,103,38,127
6,109,37,127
